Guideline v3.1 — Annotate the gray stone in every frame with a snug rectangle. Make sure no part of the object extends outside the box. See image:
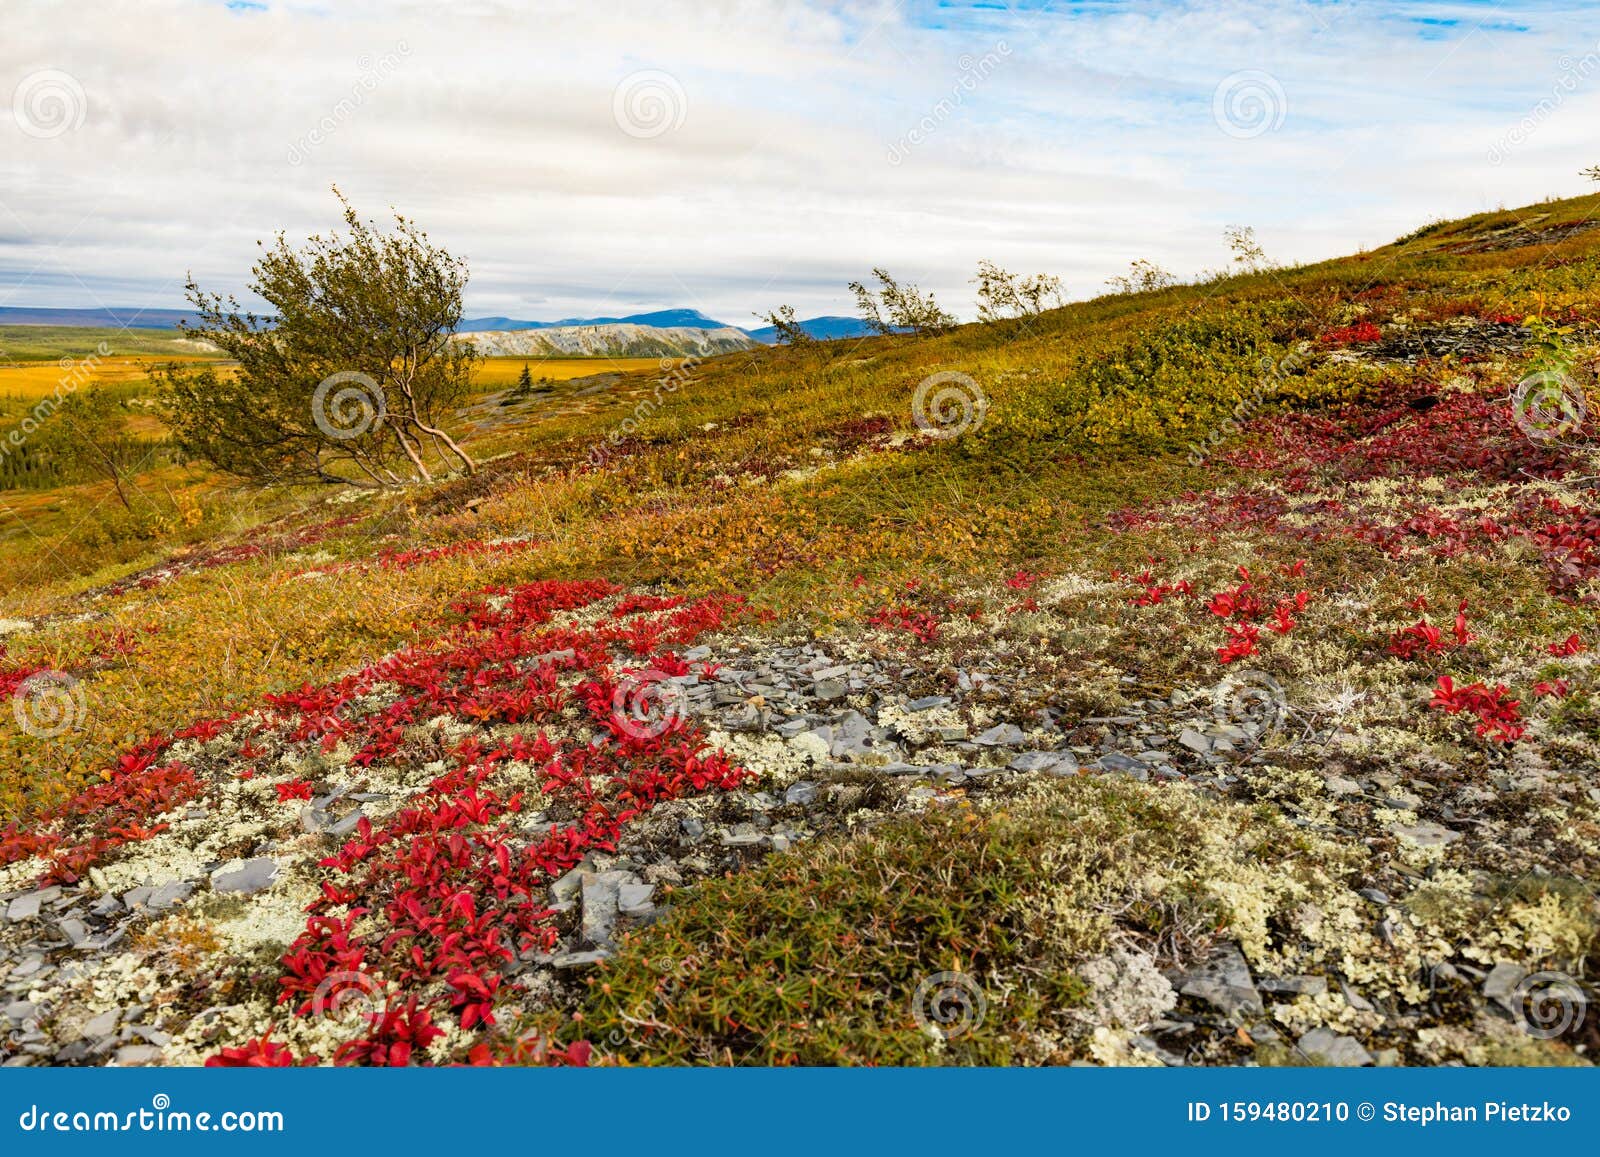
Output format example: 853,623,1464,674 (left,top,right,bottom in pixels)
972,723,1026,747
1175,942,1262,1016
579,871,631,947
4,1000,37,1025
1009,751,1064,772
114,1045,162,1066
720,824,765,848
1178,728,1213,754
1129,1034,1187,1066
56,918,90,947
877,762,962,778
80,1009,120,1038
53,1041,91,1064
549,865,588,906
211,857,279,895
1392,821,1460,848
618,883,655,916
90,893,122,917
679,817,706,841
147,881,193,910
812,679,847,702
1296,1027,1374,1067
328,810,366,836
1257,975,1327,997
784,781,818,806
1095,752,1143,772
826,711,877,758
6,893,42,922
1094,753,1149,781
906,696,951,712
550,949,610,970
1338,978,1375,1012
1482,962,1527,1007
